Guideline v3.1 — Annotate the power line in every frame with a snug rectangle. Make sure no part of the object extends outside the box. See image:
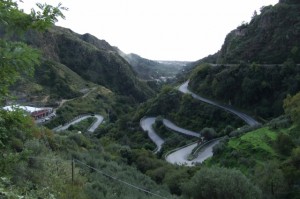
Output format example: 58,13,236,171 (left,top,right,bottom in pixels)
26,156,170,199
74,159,169,199
28,156,63,162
